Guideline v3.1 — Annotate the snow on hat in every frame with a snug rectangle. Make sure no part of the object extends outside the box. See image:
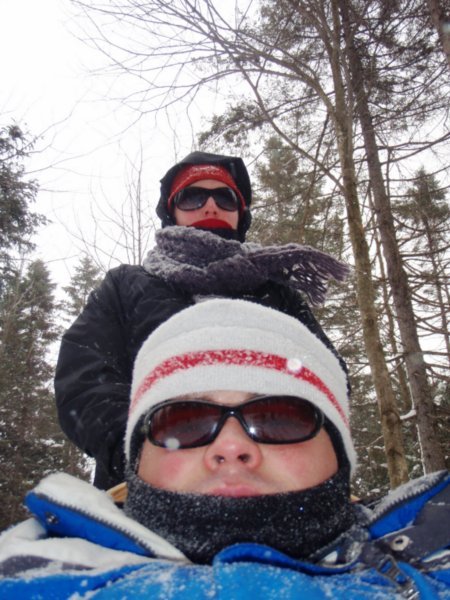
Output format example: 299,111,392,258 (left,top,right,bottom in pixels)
167,164,246,213
125,298,356,472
